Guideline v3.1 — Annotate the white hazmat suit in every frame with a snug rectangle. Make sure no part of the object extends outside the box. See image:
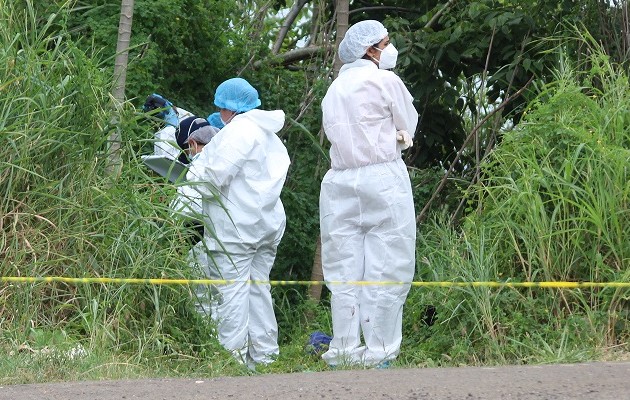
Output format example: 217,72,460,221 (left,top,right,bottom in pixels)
320,21,418,367
149,107,212,310
153,107,194,161
187,107,290,366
